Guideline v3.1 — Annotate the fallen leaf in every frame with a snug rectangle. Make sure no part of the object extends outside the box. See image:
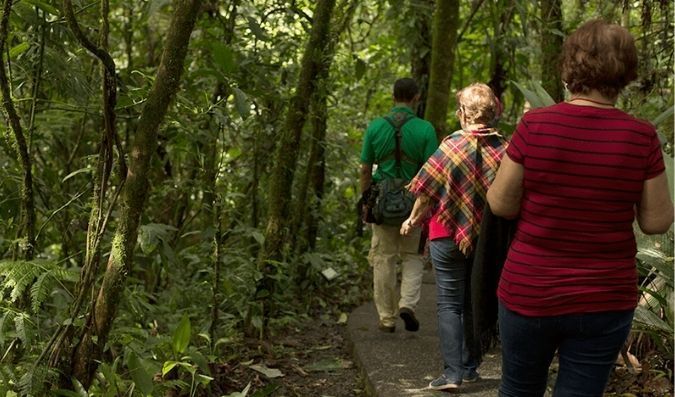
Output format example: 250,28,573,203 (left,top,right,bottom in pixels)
249,363,284,378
